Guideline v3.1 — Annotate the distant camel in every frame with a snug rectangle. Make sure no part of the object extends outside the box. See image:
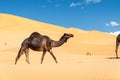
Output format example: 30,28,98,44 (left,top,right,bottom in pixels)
15,32,73,64
115,34,120,58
